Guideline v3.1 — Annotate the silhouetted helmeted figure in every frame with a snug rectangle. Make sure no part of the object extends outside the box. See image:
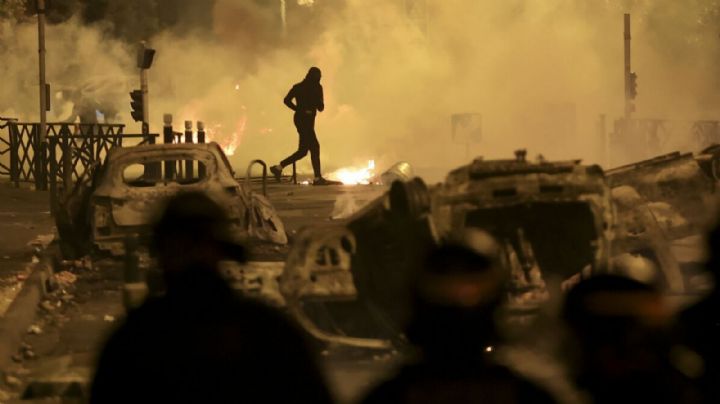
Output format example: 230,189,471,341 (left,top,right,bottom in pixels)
362,242,557,404
563,275,700,404
90,192,333,404
271,67,340,186
679,222,720,403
